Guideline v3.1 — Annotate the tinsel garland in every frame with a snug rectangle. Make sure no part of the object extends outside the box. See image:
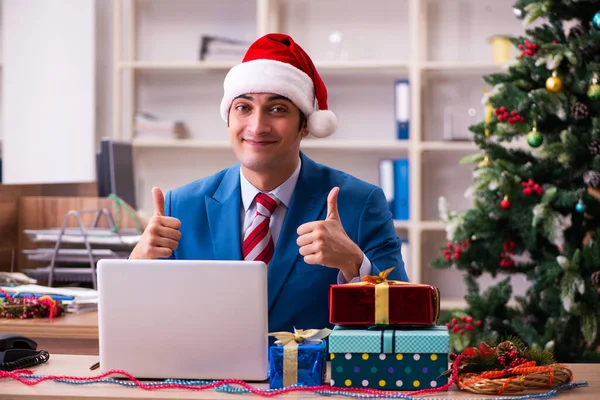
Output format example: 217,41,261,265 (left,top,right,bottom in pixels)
0,287,64,321
0,356,588,399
